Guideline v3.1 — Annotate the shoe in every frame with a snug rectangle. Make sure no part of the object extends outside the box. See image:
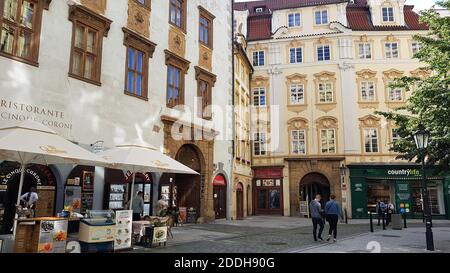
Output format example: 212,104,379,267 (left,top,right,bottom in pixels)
333,239,337,242
318,237,324,241
326,236,331,242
